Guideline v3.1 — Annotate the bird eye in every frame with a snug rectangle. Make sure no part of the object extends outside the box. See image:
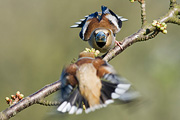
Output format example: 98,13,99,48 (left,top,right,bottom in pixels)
94,32,96,36
107,33,109,36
